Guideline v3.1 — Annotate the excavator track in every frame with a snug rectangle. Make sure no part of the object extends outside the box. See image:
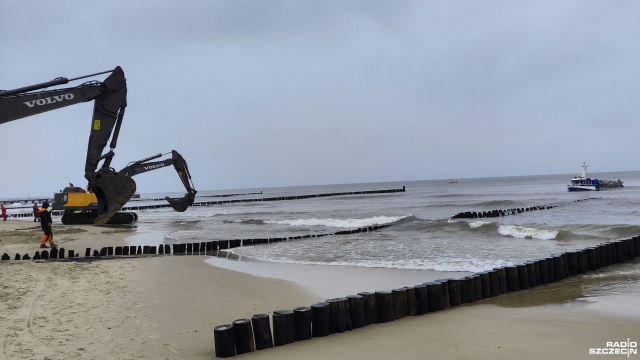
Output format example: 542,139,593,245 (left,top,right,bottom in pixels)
61,211,137,225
